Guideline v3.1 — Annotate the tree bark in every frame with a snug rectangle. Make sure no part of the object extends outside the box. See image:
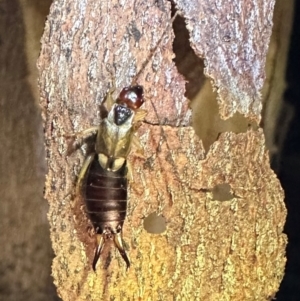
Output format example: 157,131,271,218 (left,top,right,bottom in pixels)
38,0,287,300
